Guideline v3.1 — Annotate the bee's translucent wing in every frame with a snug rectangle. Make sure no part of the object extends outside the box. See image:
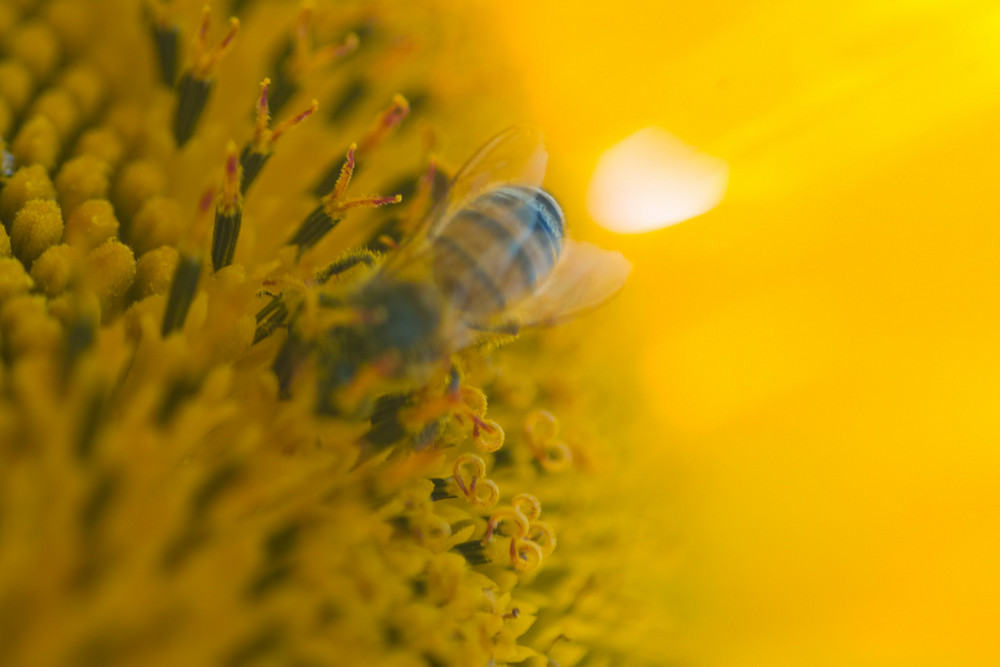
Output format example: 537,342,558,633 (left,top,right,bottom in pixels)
506,239,632,328
381,125,548,272
429,125,548,238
